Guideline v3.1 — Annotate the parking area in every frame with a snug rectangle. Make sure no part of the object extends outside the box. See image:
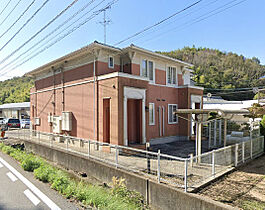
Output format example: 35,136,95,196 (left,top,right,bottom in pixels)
150,139,212,158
